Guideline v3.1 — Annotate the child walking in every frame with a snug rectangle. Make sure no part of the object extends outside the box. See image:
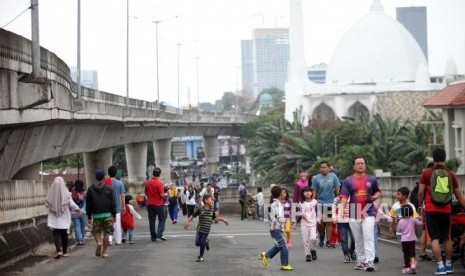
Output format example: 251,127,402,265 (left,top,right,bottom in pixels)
397,204,423,274
121,195,142,244
333,195,356,263
299,186,320,262
281,188,295,248
388,186,418,240
261,185,293,271
184,194,229,262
